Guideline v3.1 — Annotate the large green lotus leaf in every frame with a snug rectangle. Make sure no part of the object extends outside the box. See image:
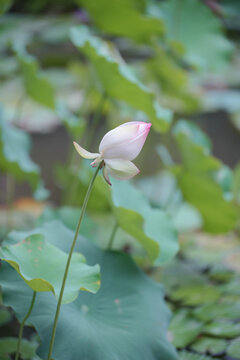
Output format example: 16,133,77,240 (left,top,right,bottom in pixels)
169,310,204,348
173,120,237,233
77,0,164,41
161,0,233,71
0,108,40,189
0,233,100,304
37,207,137,254
111,179,179,265
191,337,226,356
70,26,173,133
15,48,55,109
0,224,178,360
4,219,83,249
